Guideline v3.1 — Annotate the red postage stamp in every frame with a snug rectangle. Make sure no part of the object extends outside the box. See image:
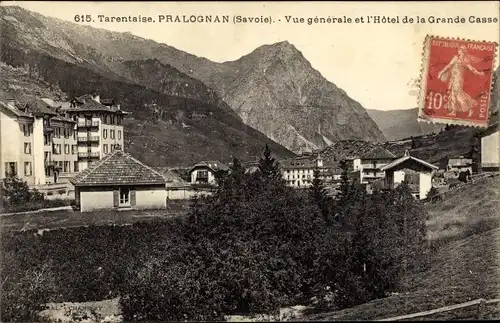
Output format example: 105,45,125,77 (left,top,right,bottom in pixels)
418,35,498,127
